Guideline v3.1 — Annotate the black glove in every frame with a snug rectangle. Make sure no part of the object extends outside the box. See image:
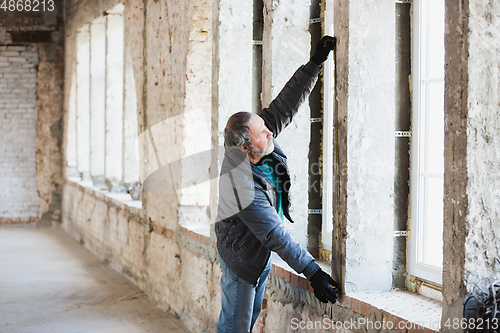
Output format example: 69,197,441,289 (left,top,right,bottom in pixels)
309,269,340,304
311,35,336,65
